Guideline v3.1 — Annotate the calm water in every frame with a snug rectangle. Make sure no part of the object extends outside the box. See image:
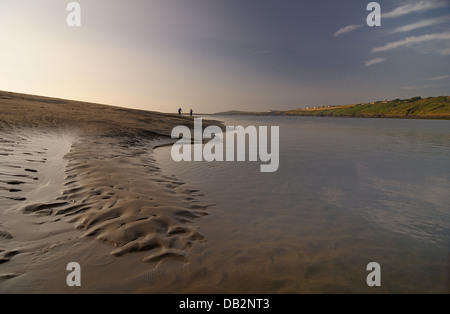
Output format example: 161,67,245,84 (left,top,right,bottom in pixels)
154,115,450,293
